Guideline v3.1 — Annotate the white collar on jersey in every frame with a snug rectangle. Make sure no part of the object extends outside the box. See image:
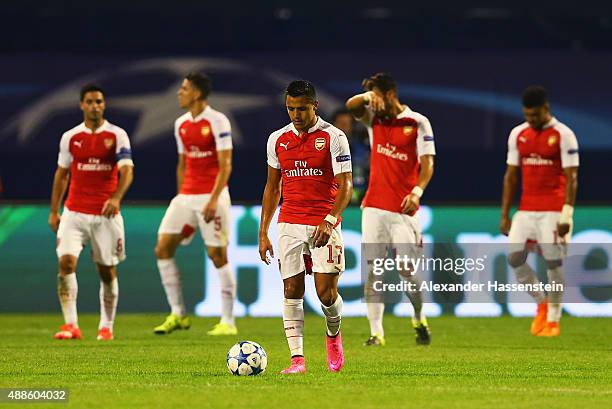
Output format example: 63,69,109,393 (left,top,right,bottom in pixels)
189,105,211,122
396,105,412,119
289,116,323,136
80,120,109,134
542,117,558,129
